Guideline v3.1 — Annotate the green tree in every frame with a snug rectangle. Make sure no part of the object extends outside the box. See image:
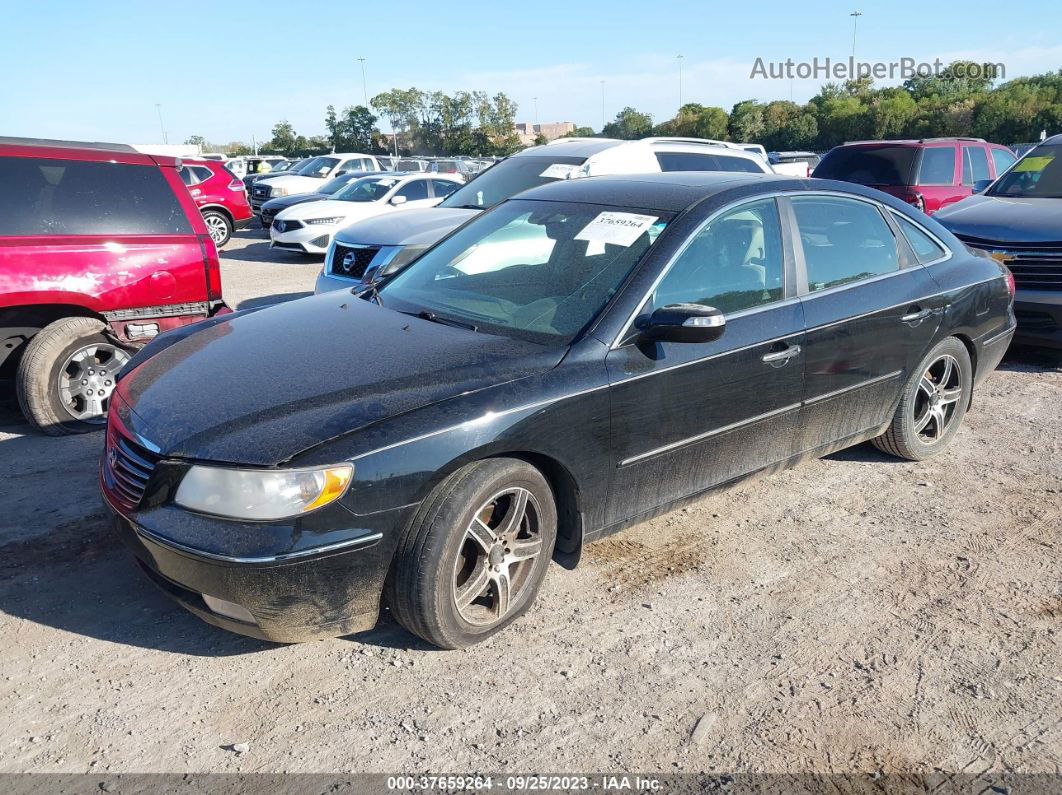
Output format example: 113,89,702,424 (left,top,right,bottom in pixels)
563,126,596,138
728,100,766,143
268,120,299,156
602,107,653,140
184,135,207,149
533,133,548,146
